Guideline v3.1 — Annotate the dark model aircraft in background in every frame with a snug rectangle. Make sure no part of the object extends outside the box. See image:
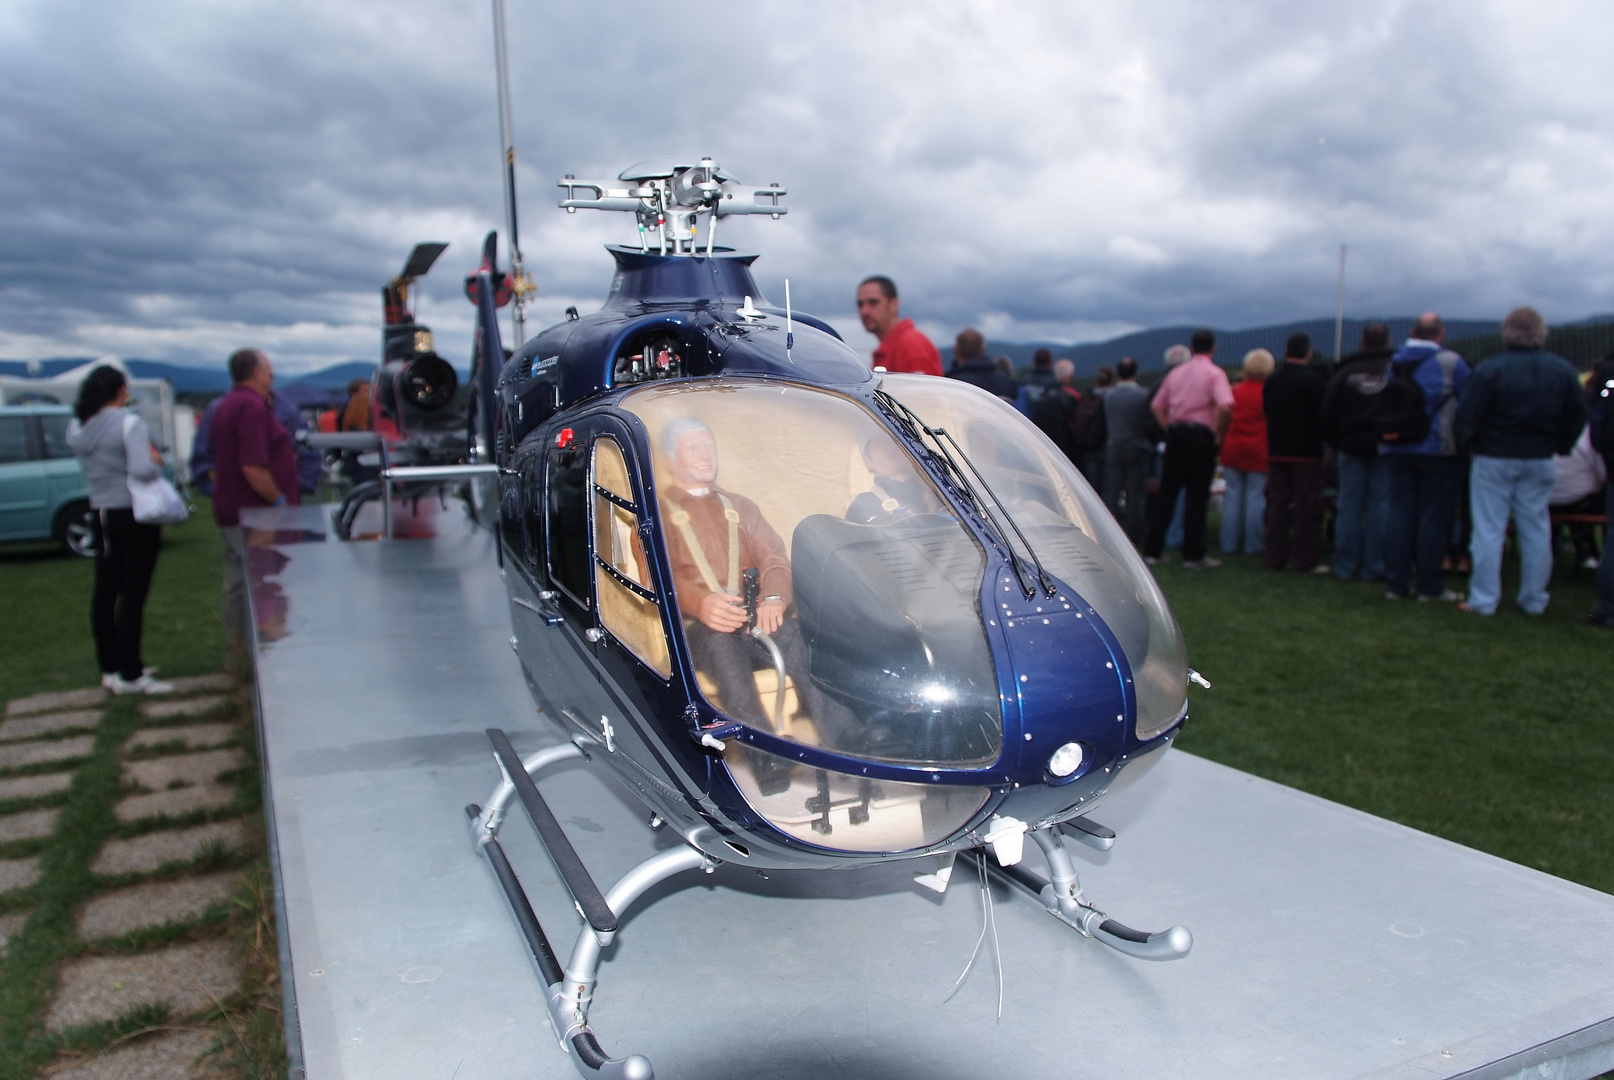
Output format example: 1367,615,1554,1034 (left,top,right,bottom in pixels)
463,157,1197,1080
